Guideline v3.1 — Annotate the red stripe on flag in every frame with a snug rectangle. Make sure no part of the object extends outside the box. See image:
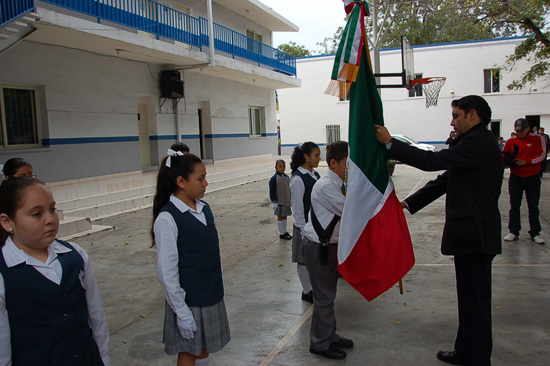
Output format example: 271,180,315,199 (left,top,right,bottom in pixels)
338,190,415,301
